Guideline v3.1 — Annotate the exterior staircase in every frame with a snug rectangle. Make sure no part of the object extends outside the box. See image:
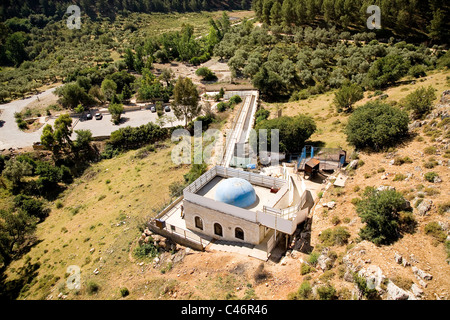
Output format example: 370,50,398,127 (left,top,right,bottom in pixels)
208,240,269,261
